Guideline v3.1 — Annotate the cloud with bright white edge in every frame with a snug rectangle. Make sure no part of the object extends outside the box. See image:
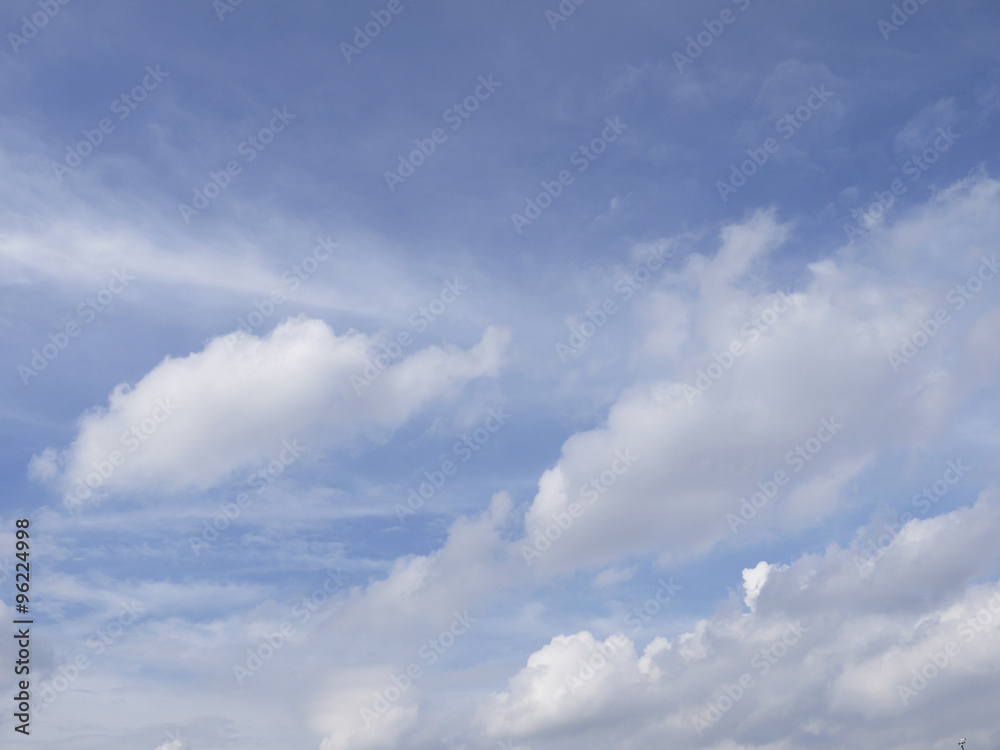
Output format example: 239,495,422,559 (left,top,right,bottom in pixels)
4,4,1000,749
24,177,995,750
742,560,771,612
515,175,1000,574
28,317,509,504
477,491,1000,749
